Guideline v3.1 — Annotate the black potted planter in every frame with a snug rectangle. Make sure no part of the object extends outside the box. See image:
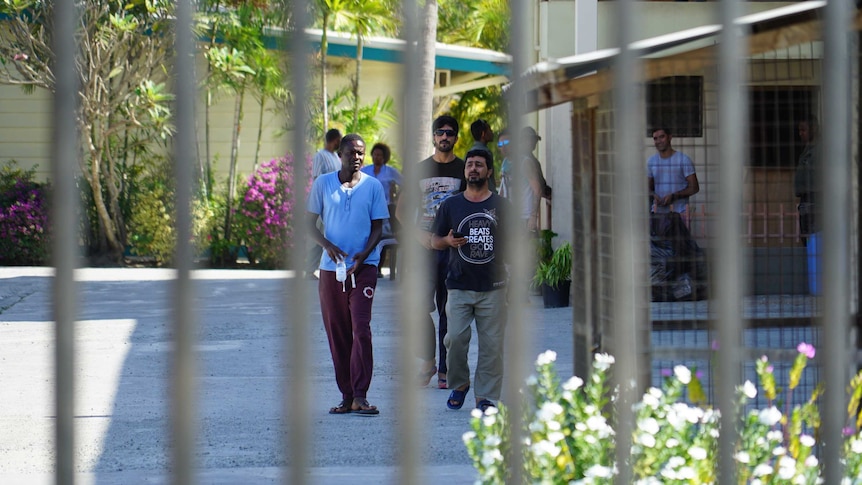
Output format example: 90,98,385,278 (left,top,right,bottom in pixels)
541,280,571,308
